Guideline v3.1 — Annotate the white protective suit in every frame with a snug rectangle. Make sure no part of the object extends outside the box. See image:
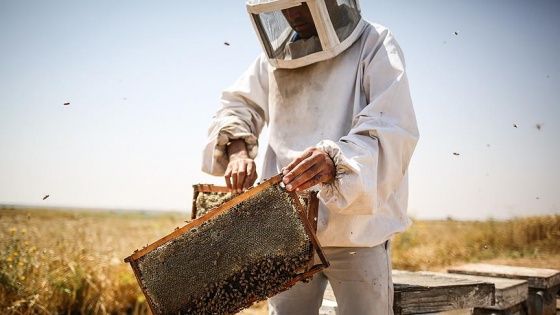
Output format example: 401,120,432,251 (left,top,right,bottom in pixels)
202,20,419,248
